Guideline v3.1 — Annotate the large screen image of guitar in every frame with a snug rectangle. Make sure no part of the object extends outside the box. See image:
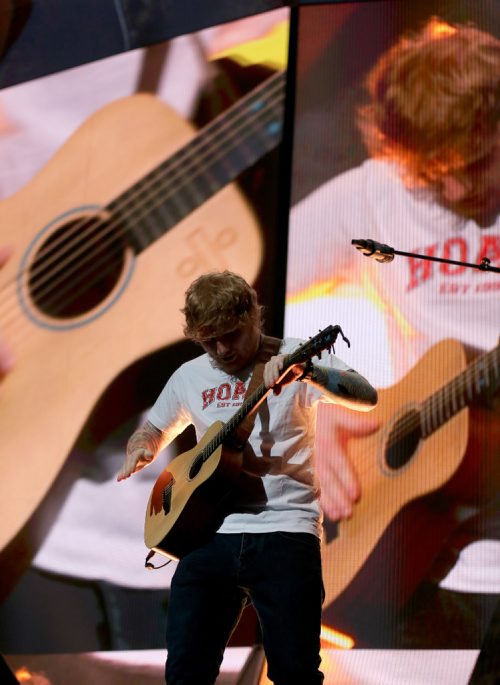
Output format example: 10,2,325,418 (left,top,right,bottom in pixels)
285,1,500,649
0,9,290,655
